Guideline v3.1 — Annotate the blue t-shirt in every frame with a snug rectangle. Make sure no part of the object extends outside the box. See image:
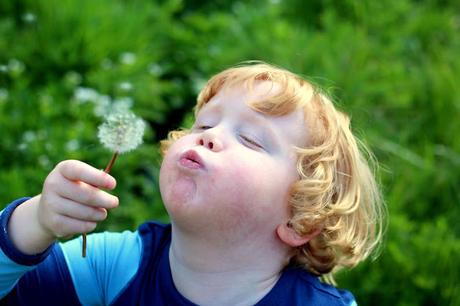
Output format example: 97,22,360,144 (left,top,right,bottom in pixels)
0,198,357,305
